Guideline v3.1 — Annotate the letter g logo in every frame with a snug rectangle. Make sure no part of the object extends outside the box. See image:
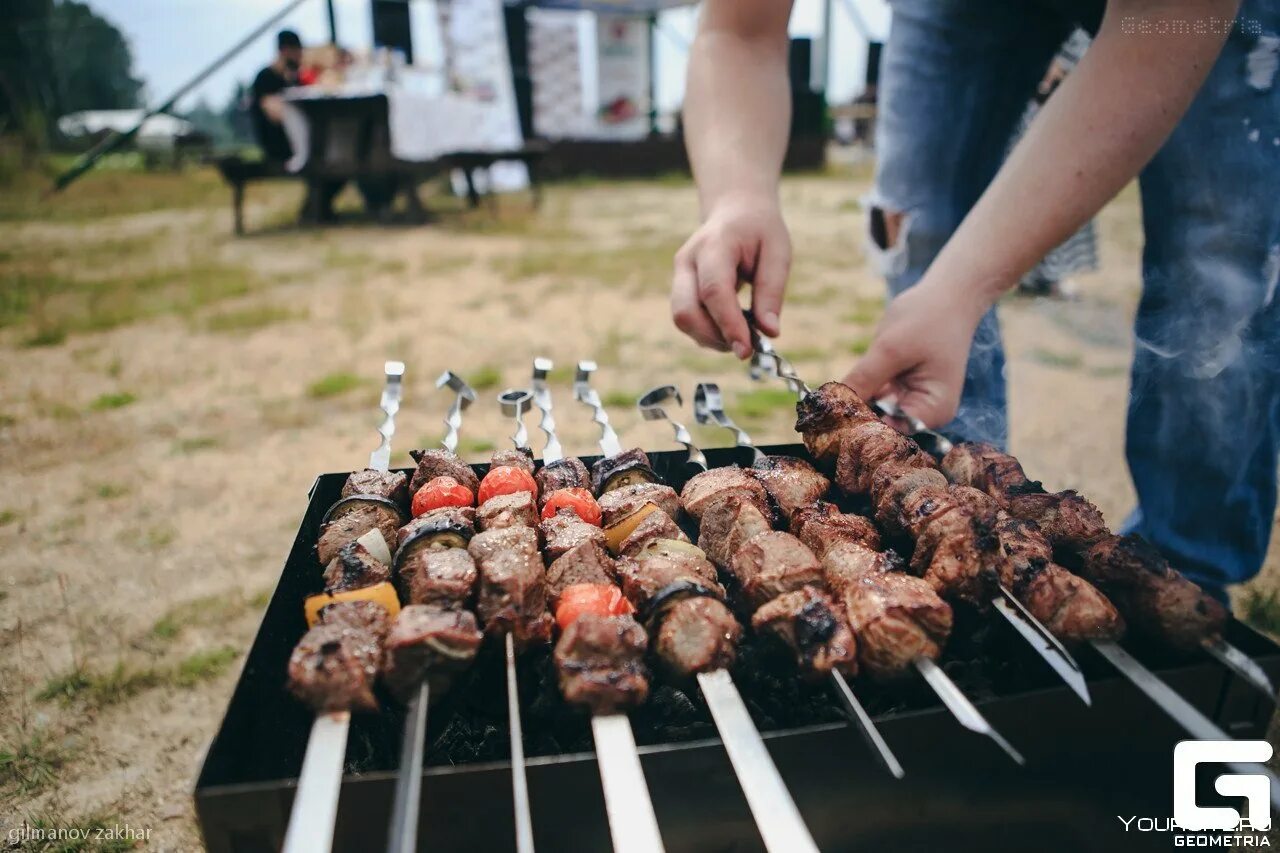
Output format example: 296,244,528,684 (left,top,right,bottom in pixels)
1173,741,1274,831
